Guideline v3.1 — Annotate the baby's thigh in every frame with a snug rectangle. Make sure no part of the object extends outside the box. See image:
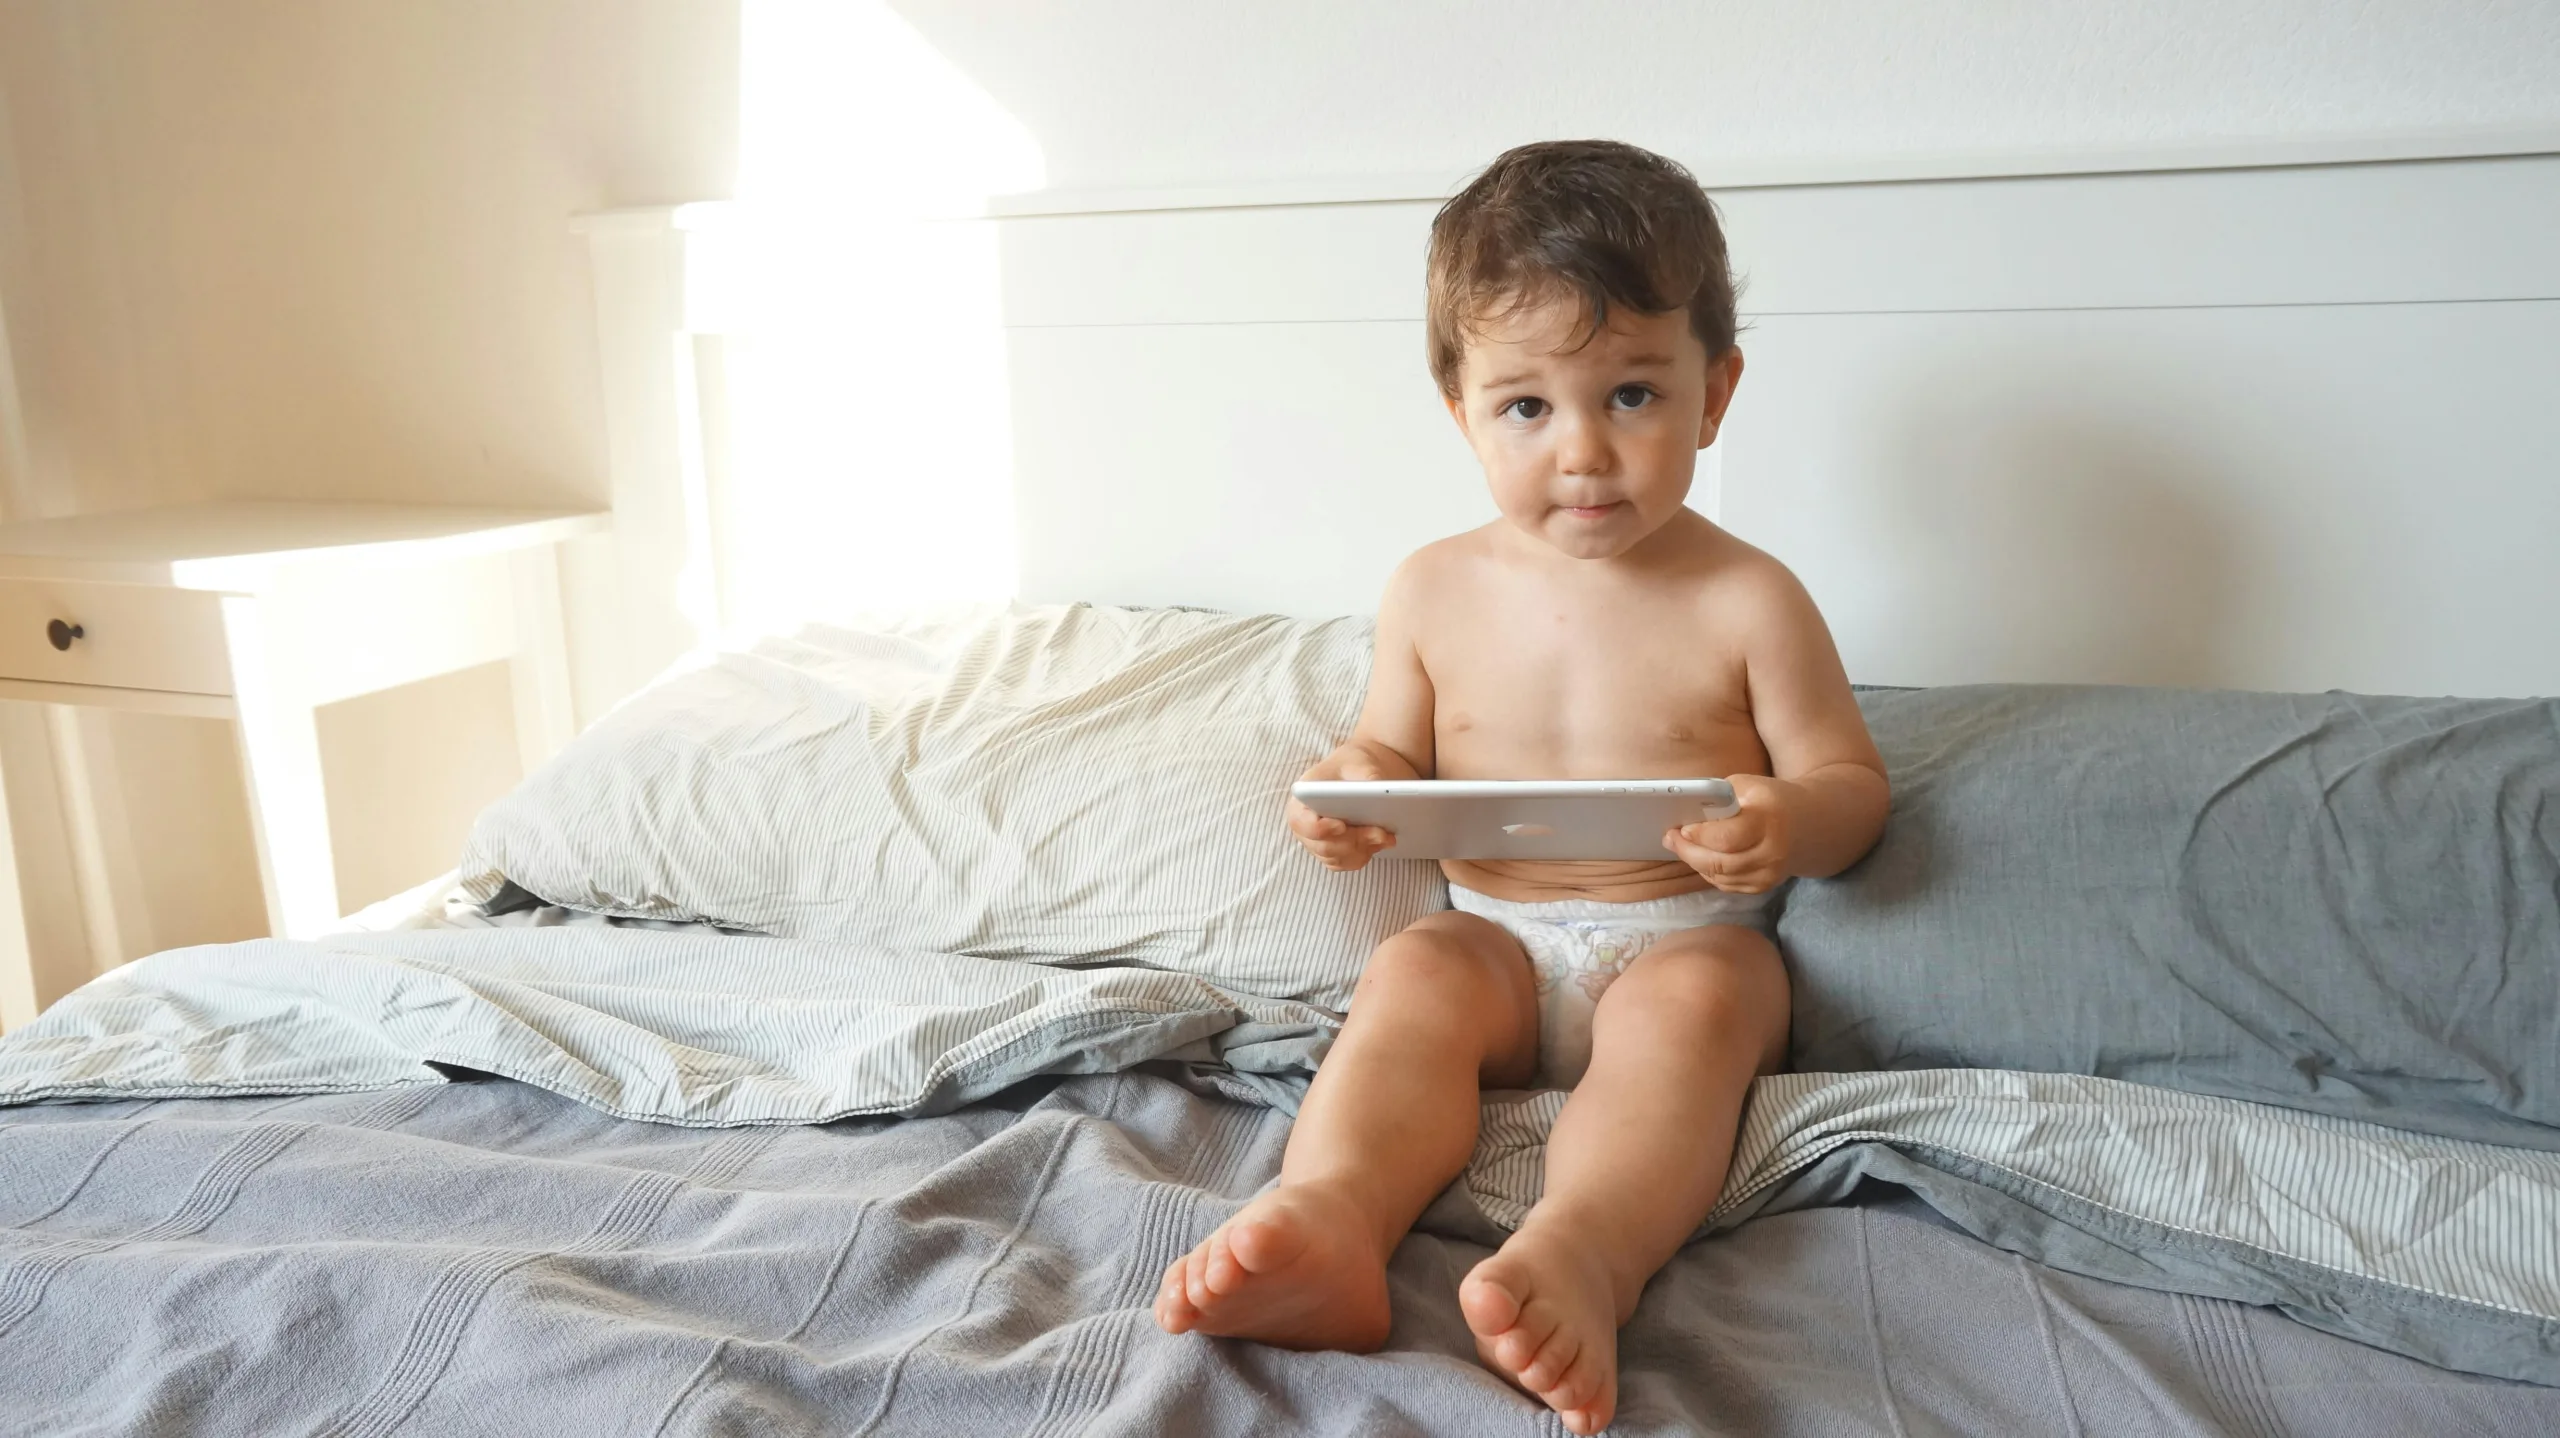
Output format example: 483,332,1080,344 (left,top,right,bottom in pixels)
1602,924,1790,1076
1351,910,1540,1083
